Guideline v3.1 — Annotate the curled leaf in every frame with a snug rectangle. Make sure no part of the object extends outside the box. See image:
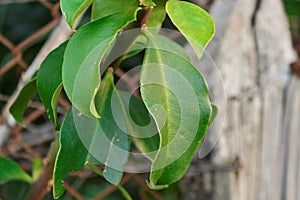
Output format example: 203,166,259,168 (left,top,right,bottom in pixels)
166,0,215,58
9,78,37,127
37,41,68,130
63,13,137,118
61,0,92,29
